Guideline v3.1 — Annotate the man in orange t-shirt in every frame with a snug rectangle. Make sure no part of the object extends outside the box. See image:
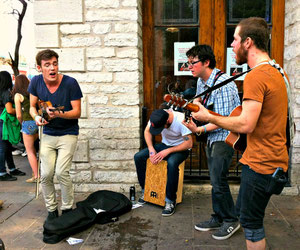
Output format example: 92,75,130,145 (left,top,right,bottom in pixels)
192,17,289,250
